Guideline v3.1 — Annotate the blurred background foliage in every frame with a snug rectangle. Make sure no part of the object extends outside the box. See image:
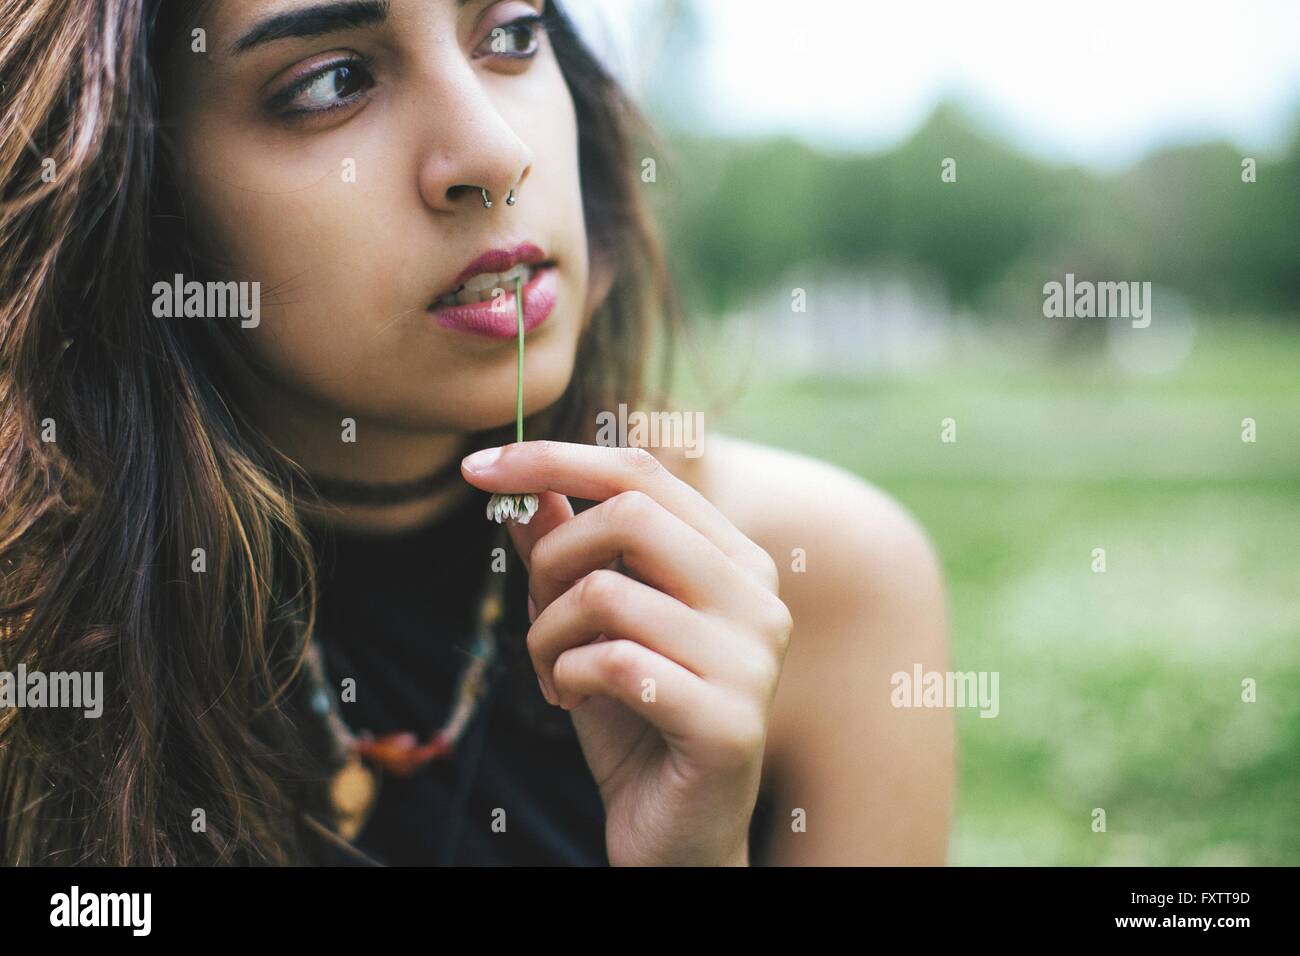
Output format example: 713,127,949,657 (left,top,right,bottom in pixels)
651,103,1300,319
605,0,1300,865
